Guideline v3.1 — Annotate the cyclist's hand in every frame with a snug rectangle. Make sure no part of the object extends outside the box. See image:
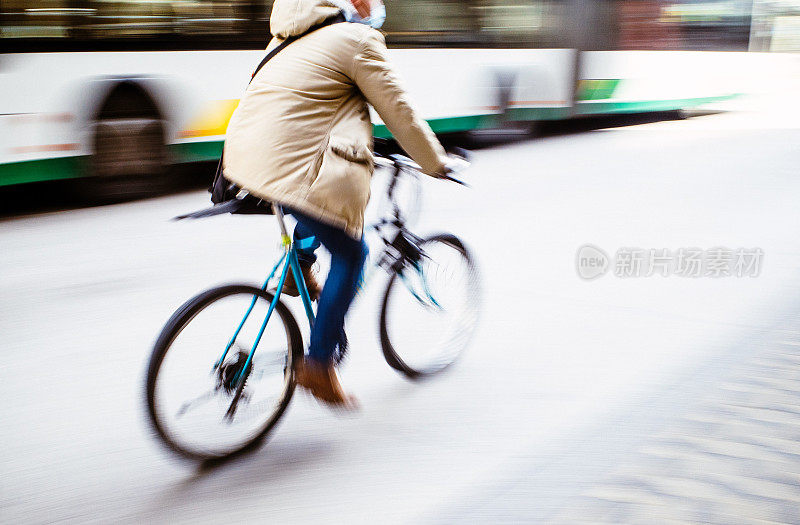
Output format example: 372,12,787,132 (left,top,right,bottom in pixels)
435,155,470,185
443,155,470,176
